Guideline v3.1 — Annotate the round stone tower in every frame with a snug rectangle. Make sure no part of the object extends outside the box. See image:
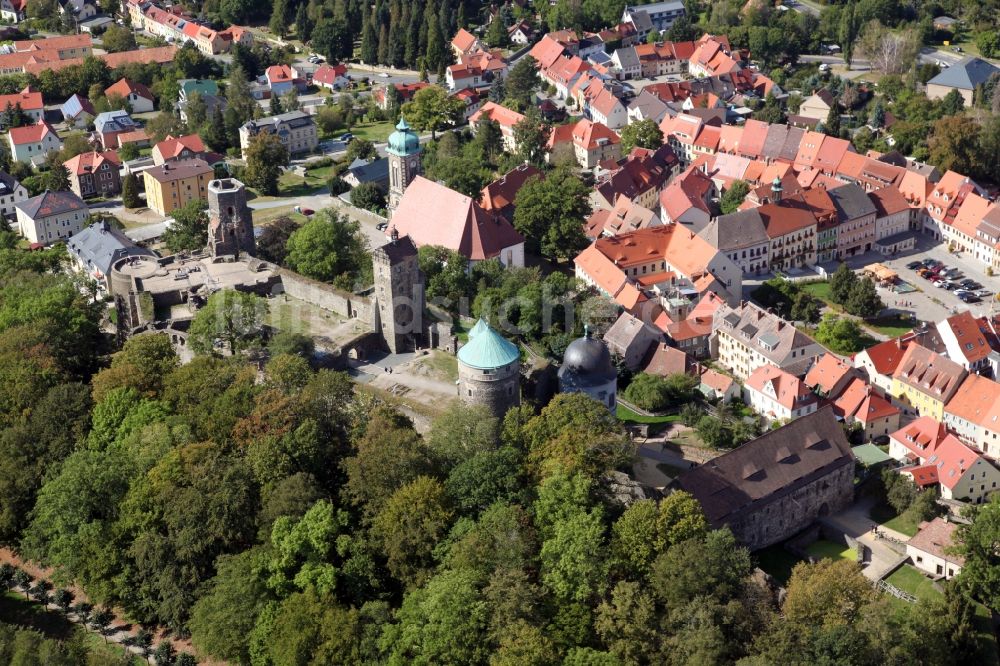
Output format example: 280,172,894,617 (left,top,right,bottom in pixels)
457,318,520,418
558,326,618,411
